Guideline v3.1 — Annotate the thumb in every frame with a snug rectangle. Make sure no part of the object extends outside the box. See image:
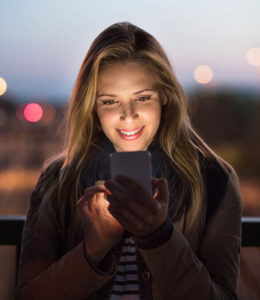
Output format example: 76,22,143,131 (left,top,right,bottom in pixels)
151,177,169,203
